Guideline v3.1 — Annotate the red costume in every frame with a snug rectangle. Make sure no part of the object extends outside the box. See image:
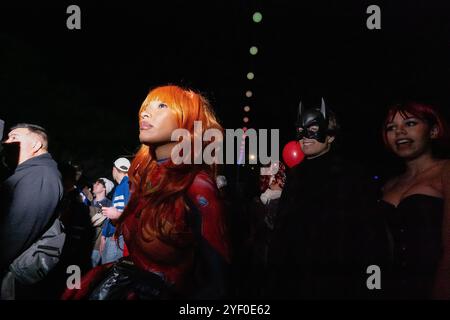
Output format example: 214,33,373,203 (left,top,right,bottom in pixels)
122,159,230,295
